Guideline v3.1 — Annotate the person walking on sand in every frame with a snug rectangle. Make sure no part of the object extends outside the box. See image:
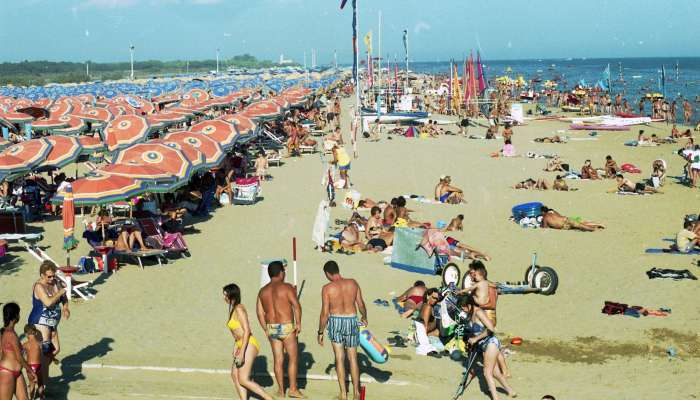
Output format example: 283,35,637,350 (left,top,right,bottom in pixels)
256,262,304,398
223,283,272,400
318,261,368,400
